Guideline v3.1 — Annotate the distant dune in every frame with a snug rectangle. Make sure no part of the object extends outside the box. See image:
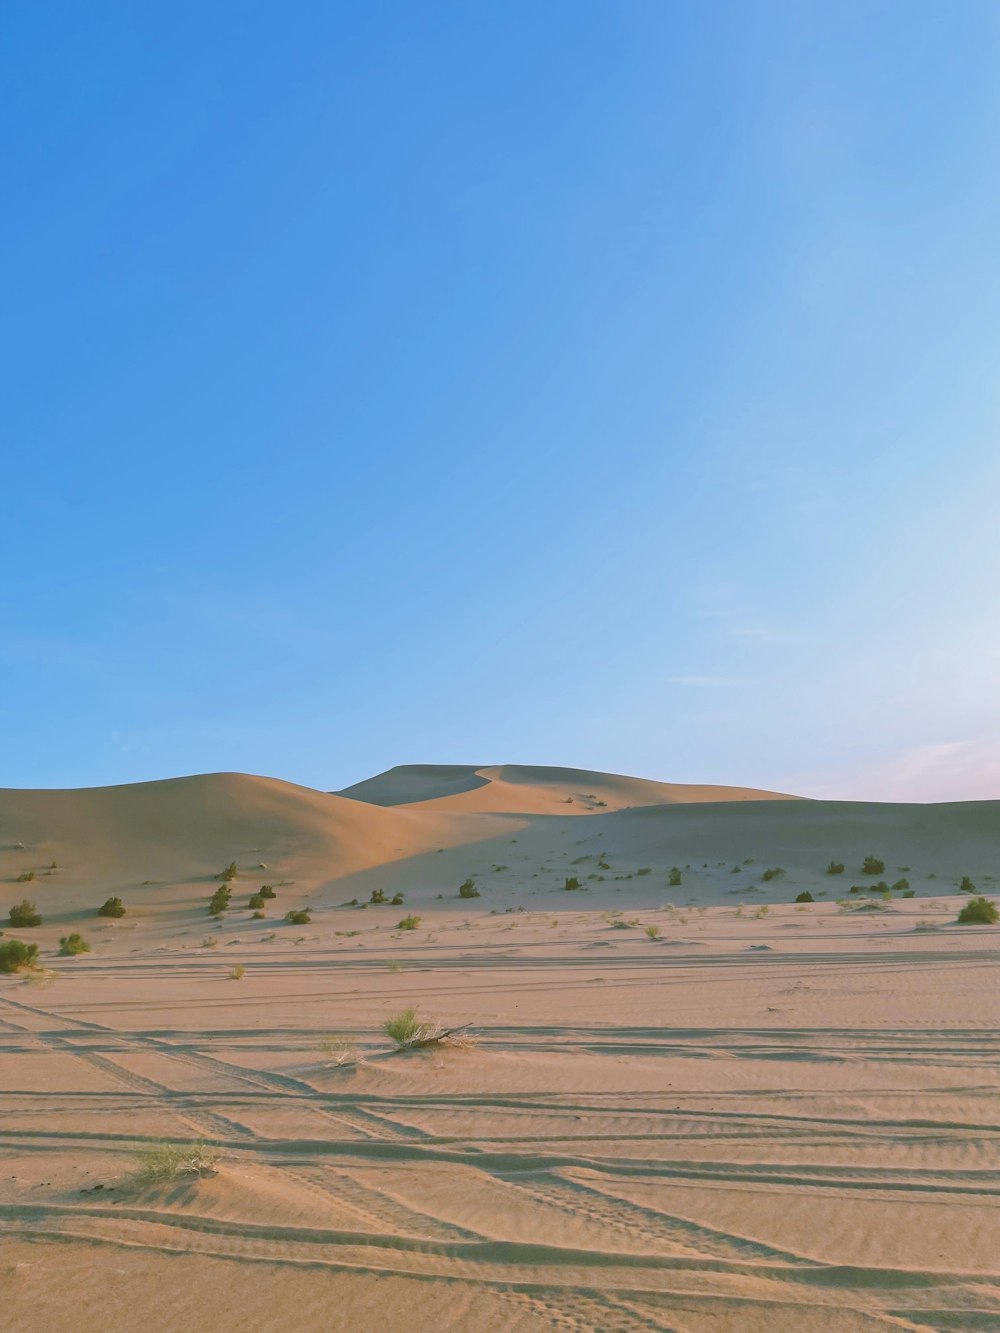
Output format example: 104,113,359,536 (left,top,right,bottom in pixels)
337,762,799,813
